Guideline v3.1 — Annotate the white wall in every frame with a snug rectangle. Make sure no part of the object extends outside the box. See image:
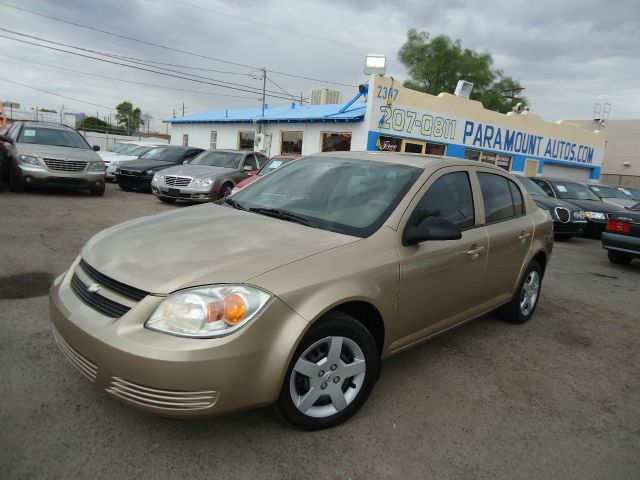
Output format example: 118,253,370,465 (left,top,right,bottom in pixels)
169,121,367,156
78,131,169,151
